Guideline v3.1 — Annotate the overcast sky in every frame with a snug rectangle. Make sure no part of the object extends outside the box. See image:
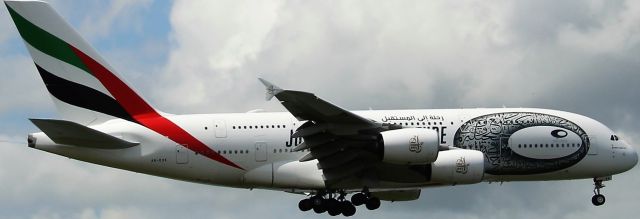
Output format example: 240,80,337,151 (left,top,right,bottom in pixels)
1,0,640,218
